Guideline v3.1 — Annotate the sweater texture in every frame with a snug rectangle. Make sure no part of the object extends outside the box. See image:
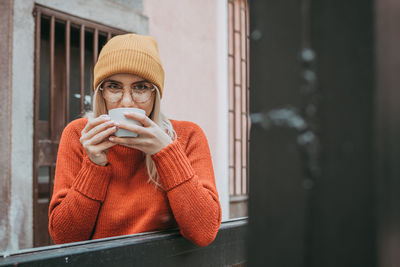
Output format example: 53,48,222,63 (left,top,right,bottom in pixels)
48,118,221,247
